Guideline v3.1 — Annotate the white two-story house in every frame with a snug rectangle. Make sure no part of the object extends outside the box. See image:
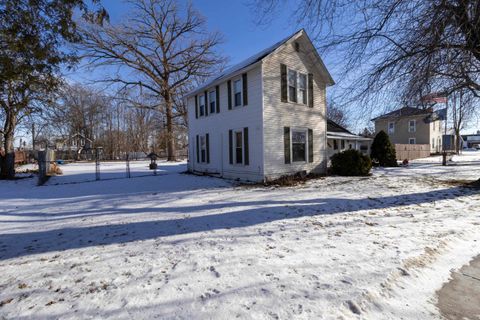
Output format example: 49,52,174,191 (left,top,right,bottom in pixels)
185,30,334,182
